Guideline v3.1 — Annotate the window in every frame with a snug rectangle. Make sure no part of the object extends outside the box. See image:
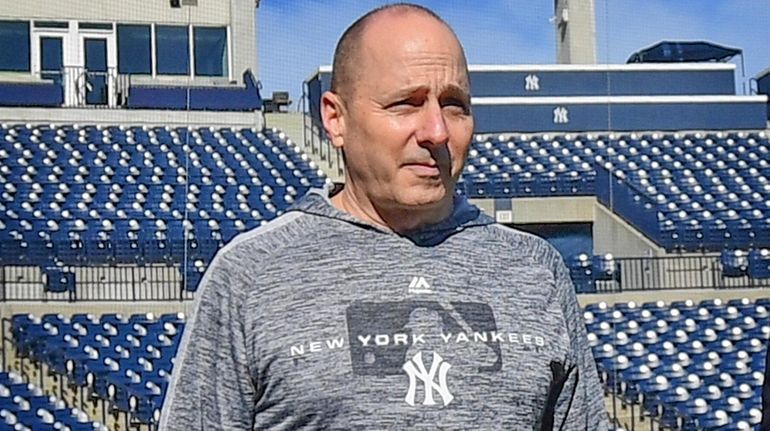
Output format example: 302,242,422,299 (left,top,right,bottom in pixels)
117,24,151,74
40,37,63,73
34,21,69,29
79,22,113,30
194,27,228,77
0,21,30,72
156,25,189,75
